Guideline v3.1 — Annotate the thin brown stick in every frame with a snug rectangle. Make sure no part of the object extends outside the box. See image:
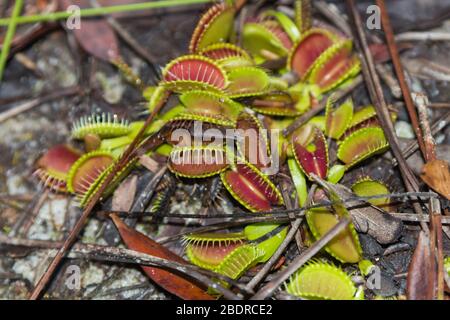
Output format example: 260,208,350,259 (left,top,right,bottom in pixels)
0,86,79,123
250,218,350,300
314,0,351,37
376,0,427,161
430,198,444,300
281,178,304,250
415,92,444,300
390,212,450,224
429,103,450,109
245,185,316,292
29,91,170,299
346,0,426,230
19,189,49,237
0,234,244,300
414,93,436,161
